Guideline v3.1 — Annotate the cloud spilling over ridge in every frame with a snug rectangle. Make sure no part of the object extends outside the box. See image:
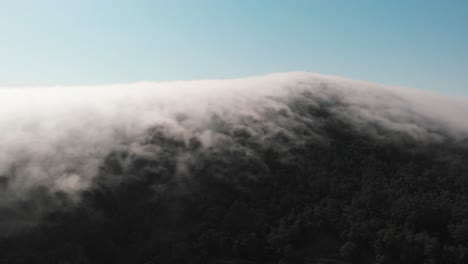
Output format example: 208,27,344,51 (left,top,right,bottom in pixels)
0,71,467,198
